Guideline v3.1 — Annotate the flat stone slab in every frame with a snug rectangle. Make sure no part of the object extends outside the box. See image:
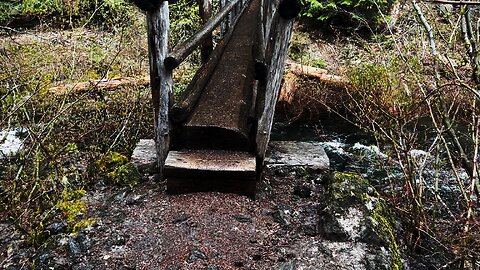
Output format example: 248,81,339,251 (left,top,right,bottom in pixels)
266,141,330,170
131,140,330,174
131,139,157,174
